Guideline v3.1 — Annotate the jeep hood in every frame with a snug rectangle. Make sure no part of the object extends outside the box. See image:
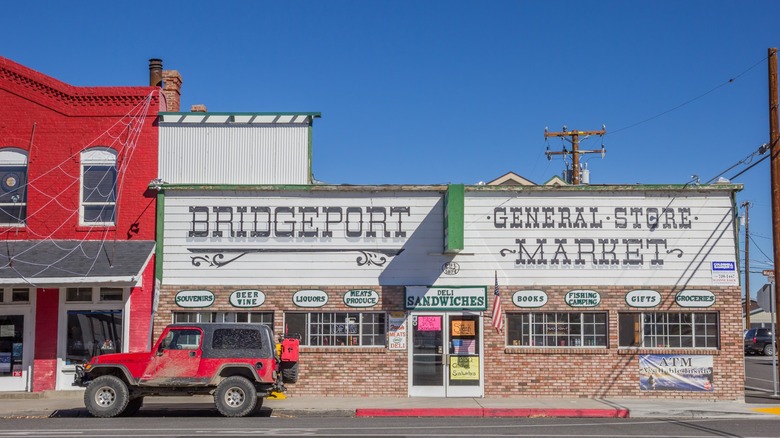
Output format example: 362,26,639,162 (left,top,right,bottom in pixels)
92,352,150,364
